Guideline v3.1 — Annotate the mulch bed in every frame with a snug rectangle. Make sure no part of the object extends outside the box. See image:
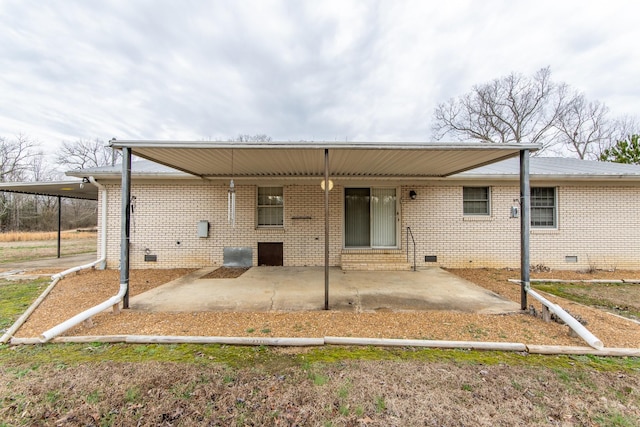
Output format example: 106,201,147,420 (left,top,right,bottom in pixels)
10,267,640,348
